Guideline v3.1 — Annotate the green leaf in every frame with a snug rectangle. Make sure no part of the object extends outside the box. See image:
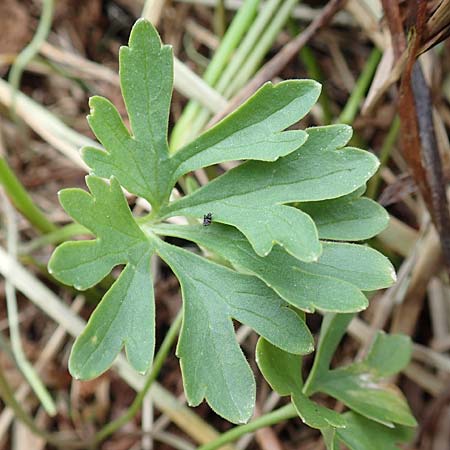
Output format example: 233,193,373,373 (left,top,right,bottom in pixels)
69,253,154,378
321,427,339,450
336,412,414,450
256,337,303,395
170,80,321,181
156,242,313,423
256,338,345,430
304,313,355,394
82,20,322,209
318,368,416,427
82,19,173,207
304,318,416,428
162,125,379,260
302,242,396,291
152,223,395,312
48,176,155,378
48,176,151,289
47,18,403,427
363,332,411,377
312,330,416,427
292,394,346,430
299,195,389,241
